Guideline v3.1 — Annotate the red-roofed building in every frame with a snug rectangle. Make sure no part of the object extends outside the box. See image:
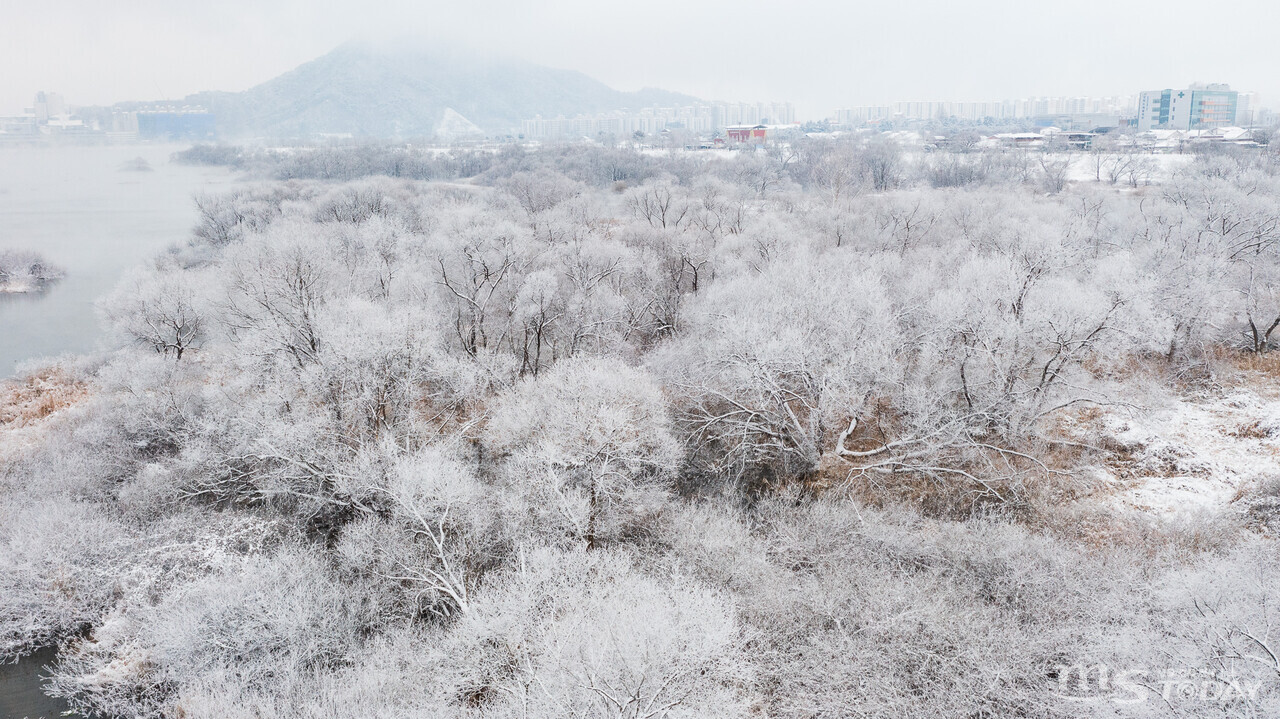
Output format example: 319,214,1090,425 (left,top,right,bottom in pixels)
725,124,768,143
